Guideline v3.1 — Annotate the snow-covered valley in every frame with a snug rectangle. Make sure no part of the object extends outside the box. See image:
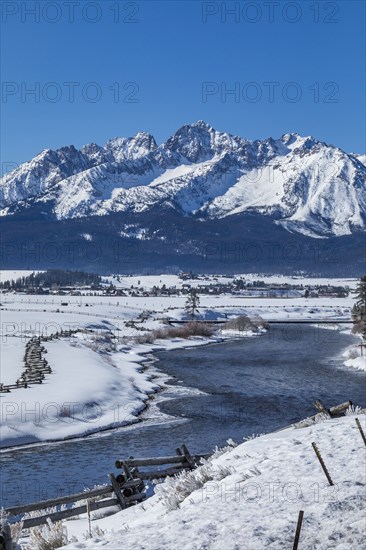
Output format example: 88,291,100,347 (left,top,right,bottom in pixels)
1,272,365,550
0,273,364,448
